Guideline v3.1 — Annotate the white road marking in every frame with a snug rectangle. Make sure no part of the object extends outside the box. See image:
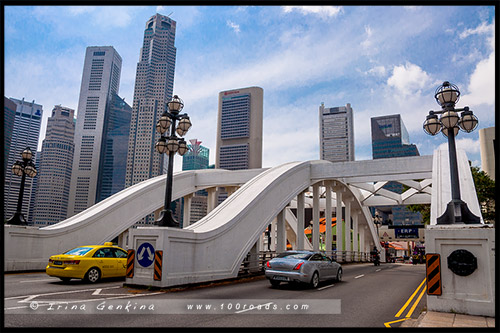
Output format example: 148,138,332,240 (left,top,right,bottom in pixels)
317,284,335,291
20,278,59,283
376,269,382,272
354,274,365,279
